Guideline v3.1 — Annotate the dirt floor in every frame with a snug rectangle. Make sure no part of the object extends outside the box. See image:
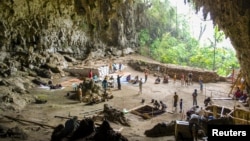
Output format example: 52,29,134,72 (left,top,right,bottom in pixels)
1,55,248,141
